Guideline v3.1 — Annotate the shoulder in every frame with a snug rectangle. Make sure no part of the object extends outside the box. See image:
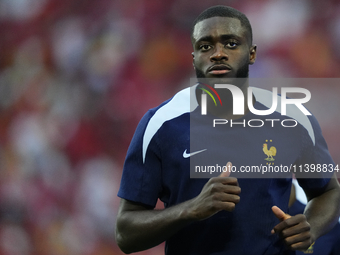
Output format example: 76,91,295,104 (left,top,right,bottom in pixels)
141,85,196,125
251,86,320,145
137,85,197,163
